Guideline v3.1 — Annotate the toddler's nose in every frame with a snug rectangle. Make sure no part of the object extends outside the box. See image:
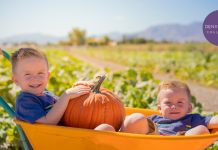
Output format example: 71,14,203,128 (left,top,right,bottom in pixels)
32,76,39,81
171,105,177,109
